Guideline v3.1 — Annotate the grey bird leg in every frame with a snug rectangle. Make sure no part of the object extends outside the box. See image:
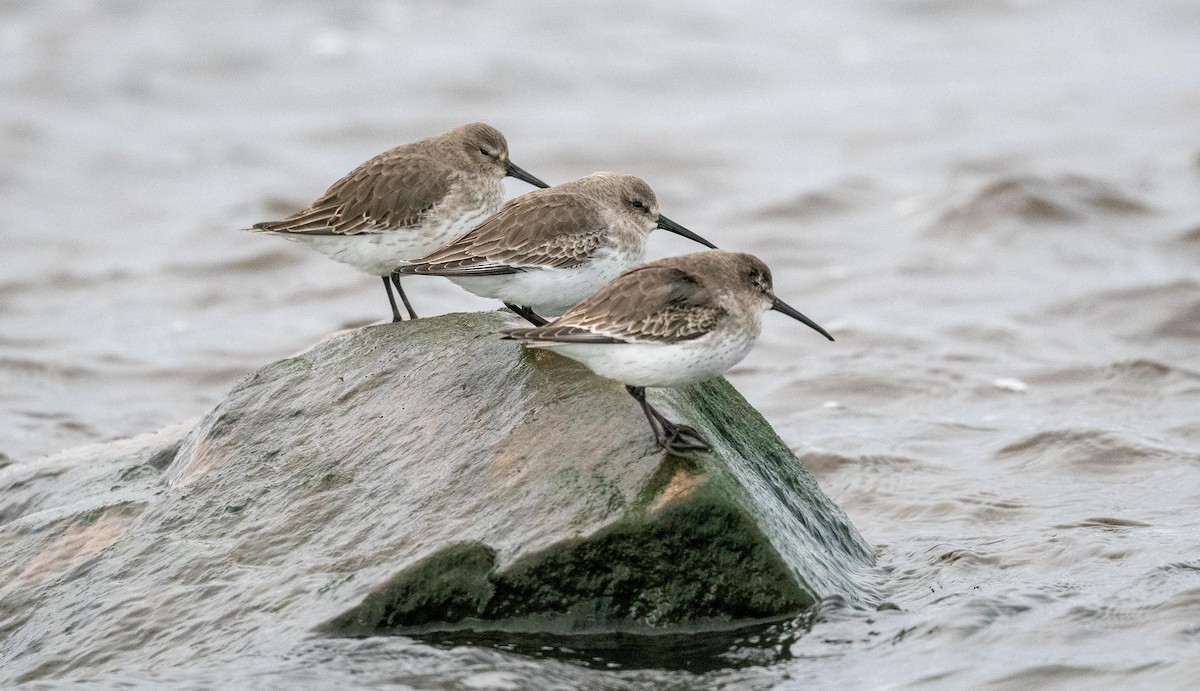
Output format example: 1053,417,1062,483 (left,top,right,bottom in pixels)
504,303,549,326
382,276,404,322
625,385,710,454
390,274,419,320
